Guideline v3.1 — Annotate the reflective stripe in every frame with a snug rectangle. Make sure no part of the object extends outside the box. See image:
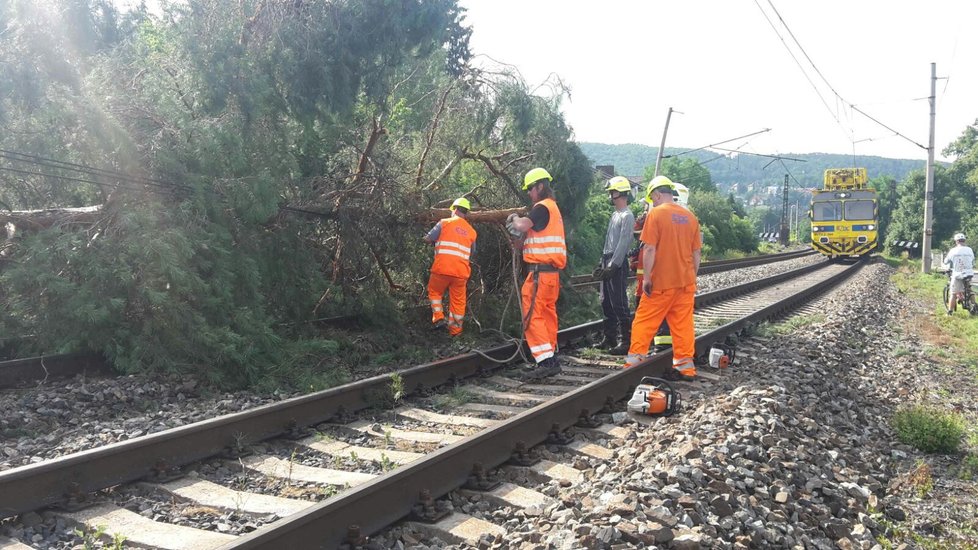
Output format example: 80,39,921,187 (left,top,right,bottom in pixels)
431,307,443,312
529,343,553,353
435,248,471,260
437,241,472,253
673,357,694,367
524,247,567,255
431,299,443,304
524,236,566,245
532,350,554,361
